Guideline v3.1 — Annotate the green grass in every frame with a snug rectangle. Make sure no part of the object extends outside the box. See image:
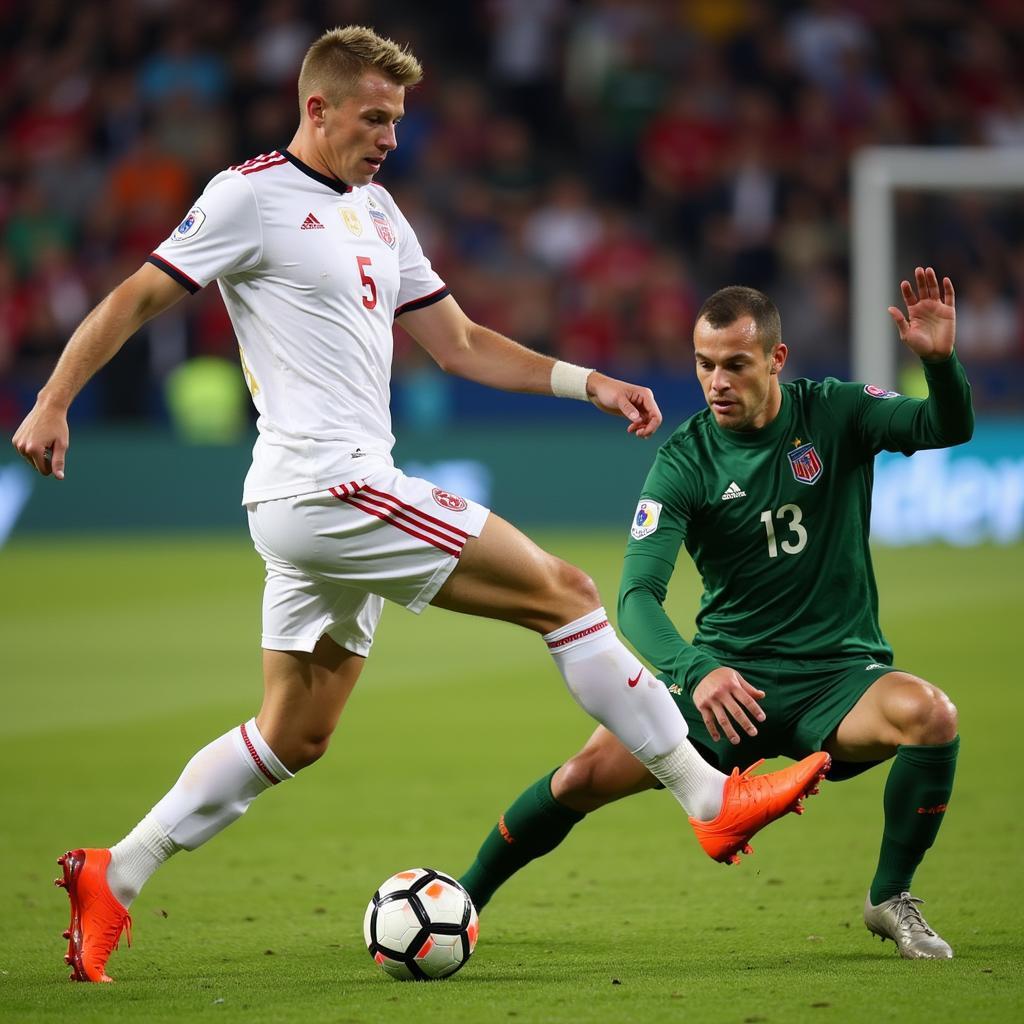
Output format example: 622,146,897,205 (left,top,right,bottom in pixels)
1,533,1022,1023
